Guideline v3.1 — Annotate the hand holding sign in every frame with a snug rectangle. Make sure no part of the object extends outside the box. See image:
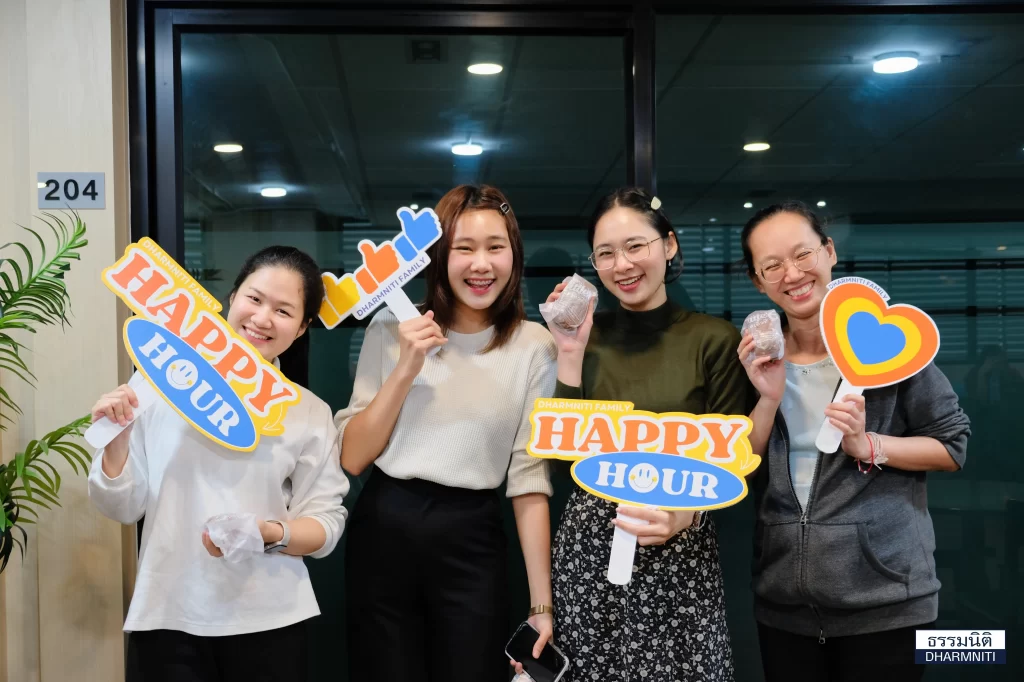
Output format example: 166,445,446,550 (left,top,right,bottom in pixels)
528,400,760,584
815,277,940,453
